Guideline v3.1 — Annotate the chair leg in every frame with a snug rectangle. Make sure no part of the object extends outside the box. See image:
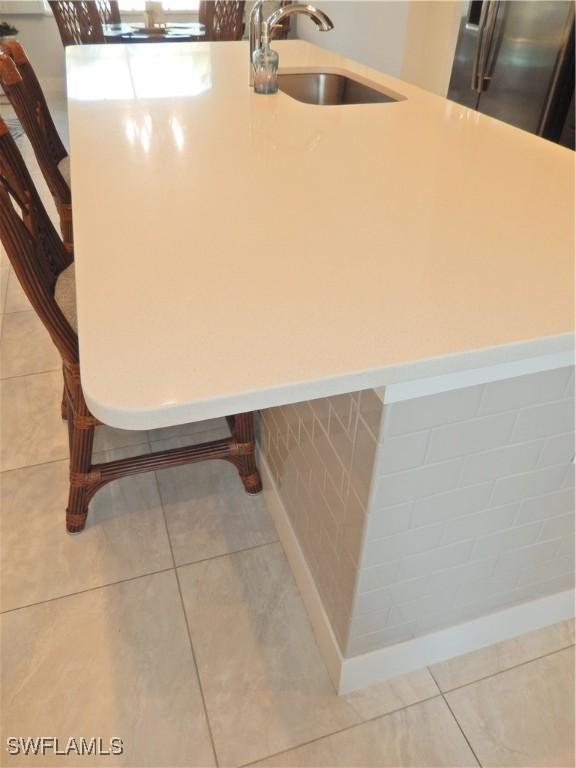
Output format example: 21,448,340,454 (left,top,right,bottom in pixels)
61,382,68,420
232,412,262,494
66,417,96,534
59,202,73,254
